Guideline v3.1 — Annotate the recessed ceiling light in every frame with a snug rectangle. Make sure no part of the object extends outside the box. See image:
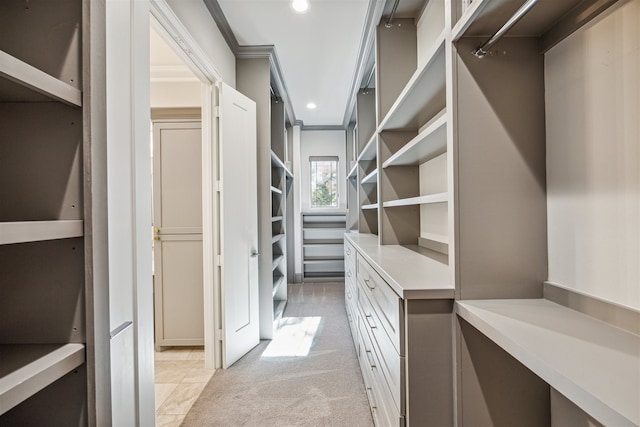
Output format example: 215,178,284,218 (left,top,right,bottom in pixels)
291,0,310,13
306,102,316,109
